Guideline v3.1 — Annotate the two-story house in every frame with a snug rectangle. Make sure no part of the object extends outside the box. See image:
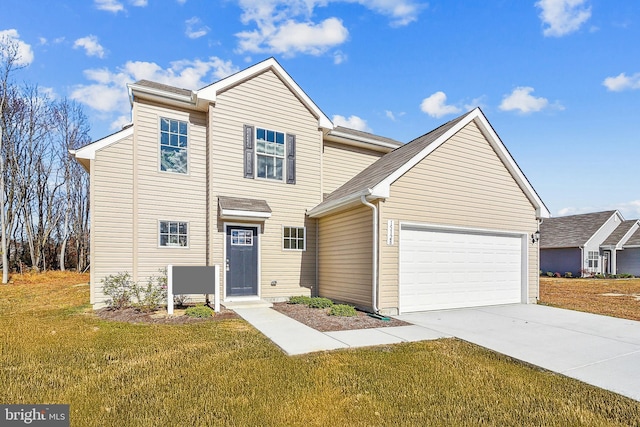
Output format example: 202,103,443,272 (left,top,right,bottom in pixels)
72,58,549,315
